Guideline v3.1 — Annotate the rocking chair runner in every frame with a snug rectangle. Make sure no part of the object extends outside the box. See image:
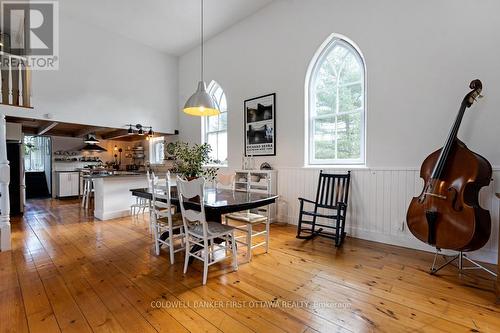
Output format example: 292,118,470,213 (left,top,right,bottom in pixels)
296,171,351,246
